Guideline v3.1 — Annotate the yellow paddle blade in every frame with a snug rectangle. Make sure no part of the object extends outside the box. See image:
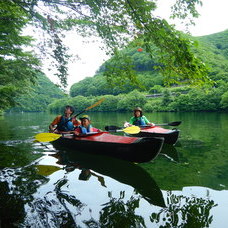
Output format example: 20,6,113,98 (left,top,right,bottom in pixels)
122,126,140,134
35,133,61,142
85,97,105,111
36,165,61,176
